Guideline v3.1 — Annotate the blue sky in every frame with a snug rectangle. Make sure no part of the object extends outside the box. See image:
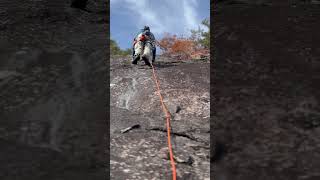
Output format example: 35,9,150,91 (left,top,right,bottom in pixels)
111,0,210,50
